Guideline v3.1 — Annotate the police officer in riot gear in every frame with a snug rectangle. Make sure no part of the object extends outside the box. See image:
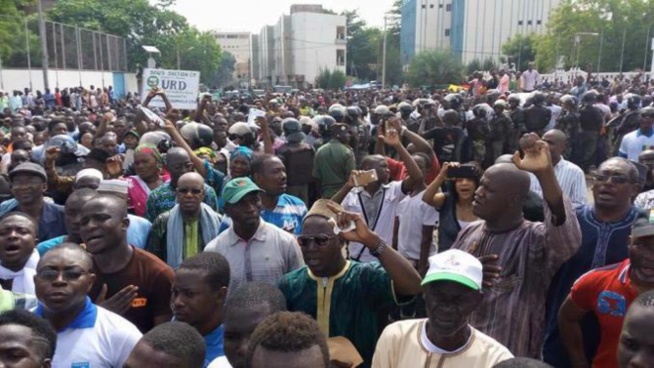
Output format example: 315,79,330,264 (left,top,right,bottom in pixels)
556,95,581,162
524,91,551,136
578,90,604,171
